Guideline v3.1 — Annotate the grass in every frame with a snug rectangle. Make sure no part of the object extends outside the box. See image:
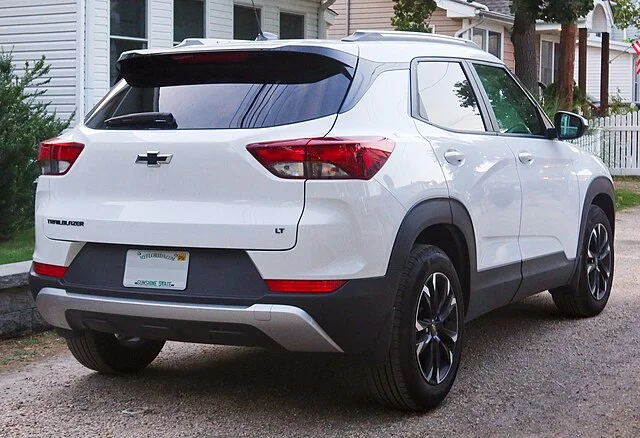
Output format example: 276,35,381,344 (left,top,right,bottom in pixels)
616,189,640,211
0,227,34,265
0,331,66,371
613,176,640,211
